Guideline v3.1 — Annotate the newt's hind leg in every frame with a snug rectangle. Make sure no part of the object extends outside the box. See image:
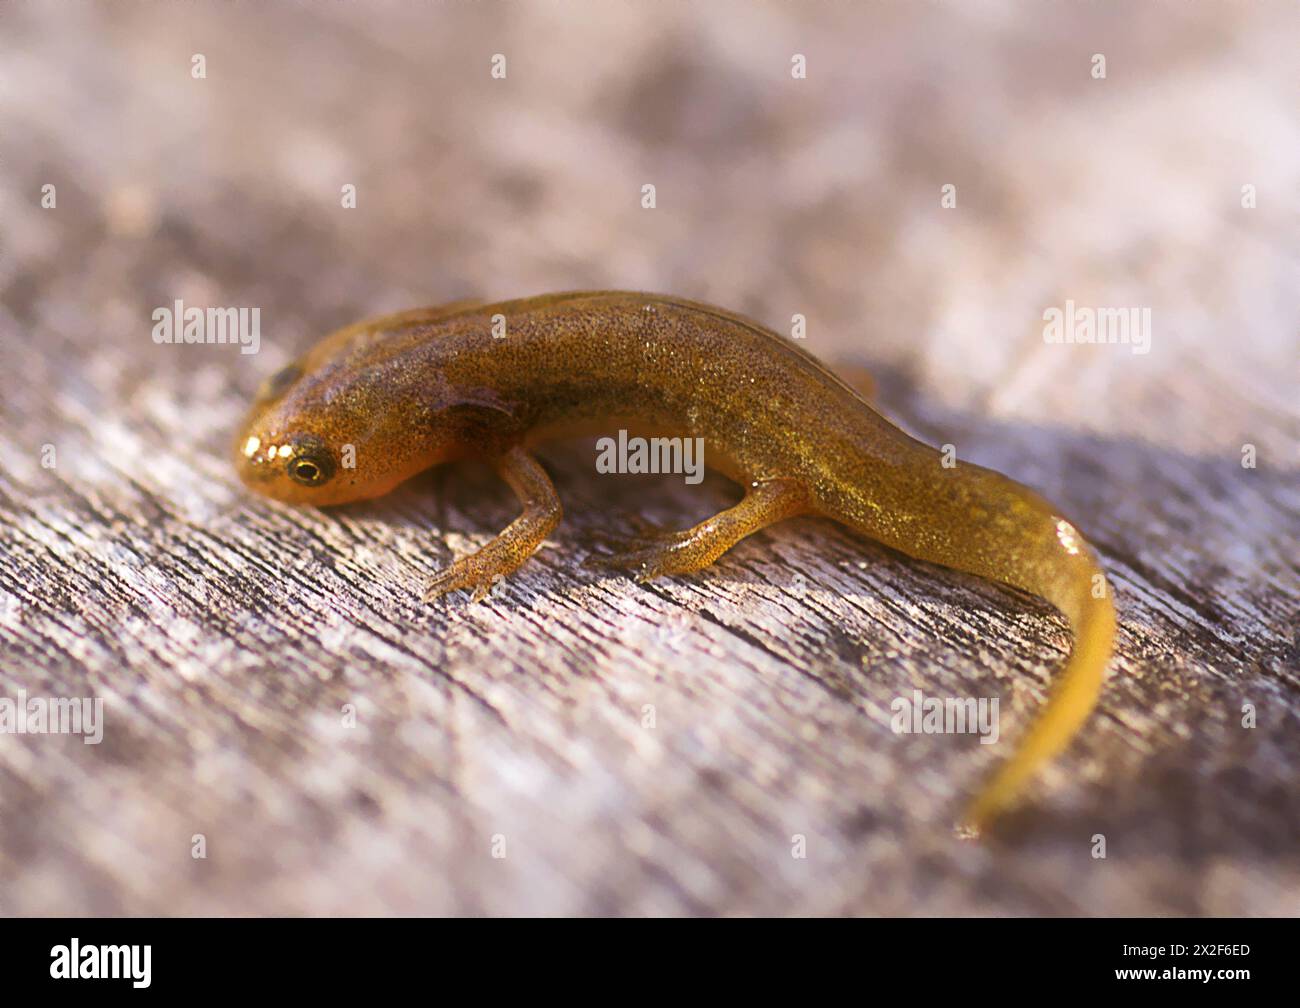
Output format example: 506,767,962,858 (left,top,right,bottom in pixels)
593,477,808,582
424,445,562,603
